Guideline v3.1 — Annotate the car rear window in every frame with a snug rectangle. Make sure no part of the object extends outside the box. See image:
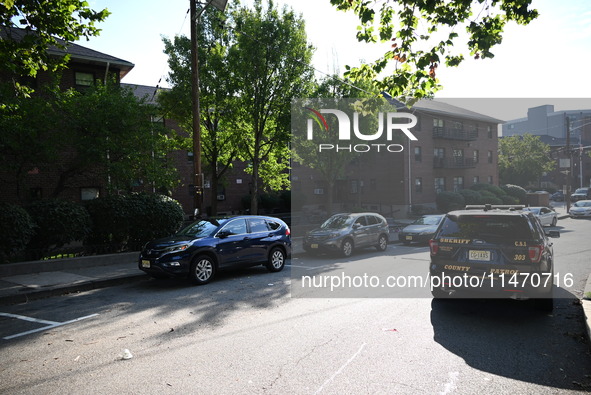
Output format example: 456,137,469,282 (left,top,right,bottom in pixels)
438,215,534,241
